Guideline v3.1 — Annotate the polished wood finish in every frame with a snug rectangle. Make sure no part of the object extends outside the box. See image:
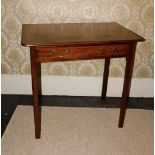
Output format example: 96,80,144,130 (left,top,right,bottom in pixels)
30,47,41,139
21,22,145,138
119,43,137,127
21,22,144,47
101,58,110,100
36,43,129,63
